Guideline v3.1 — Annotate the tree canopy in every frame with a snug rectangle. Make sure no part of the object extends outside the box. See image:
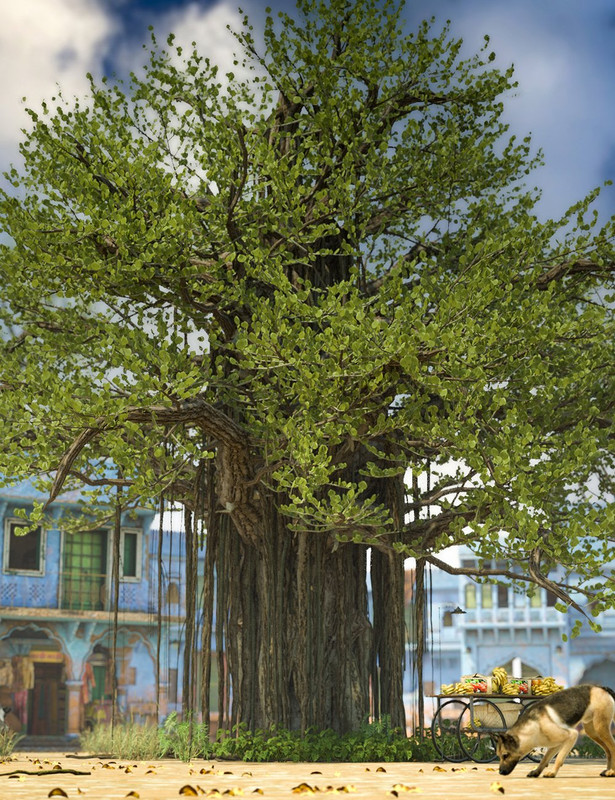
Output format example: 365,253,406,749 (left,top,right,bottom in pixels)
1,0,614,731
